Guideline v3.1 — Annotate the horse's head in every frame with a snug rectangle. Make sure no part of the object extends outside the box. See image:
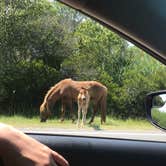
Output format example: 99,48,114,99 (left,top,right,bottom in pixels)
78,87,90,104
40,103,51,122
